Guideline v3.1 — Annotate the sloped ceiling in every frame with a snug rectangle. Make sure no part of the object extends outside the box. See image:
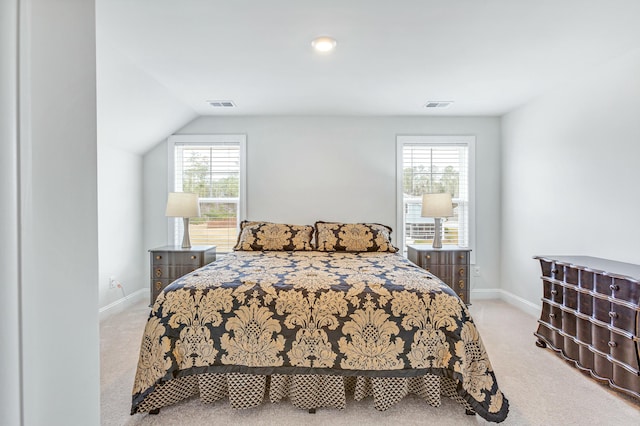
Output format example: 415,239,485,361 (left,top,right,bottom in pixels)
96,0,640,154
